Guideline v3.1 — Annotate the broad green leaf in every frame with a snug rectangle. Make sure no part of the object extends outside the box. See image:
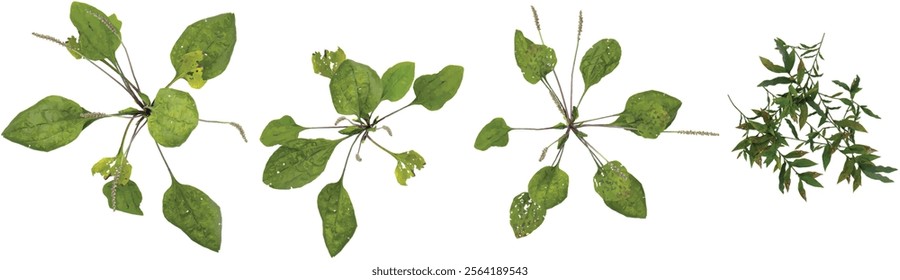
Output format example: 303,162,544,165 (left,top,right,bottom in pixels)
759,56,786,73
411,65,464,111
70,2,121,61
580,39,621,91
170,13,236,85
474,117,512,151
394,150,426,186
263,138,341,189
381,62,415,101
312,48,346,78
102,180,142,215
509,192,545,238
757,77,793,87
173,50,206,89
318,181,357,257
611,90,682,139
513,30,556,84
329,60,383,119
148,88,199,147
593,161,647,218
91,154,132,185
260,115,305,147
3,95,92,151
527,166,569,209
162,179,222,252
